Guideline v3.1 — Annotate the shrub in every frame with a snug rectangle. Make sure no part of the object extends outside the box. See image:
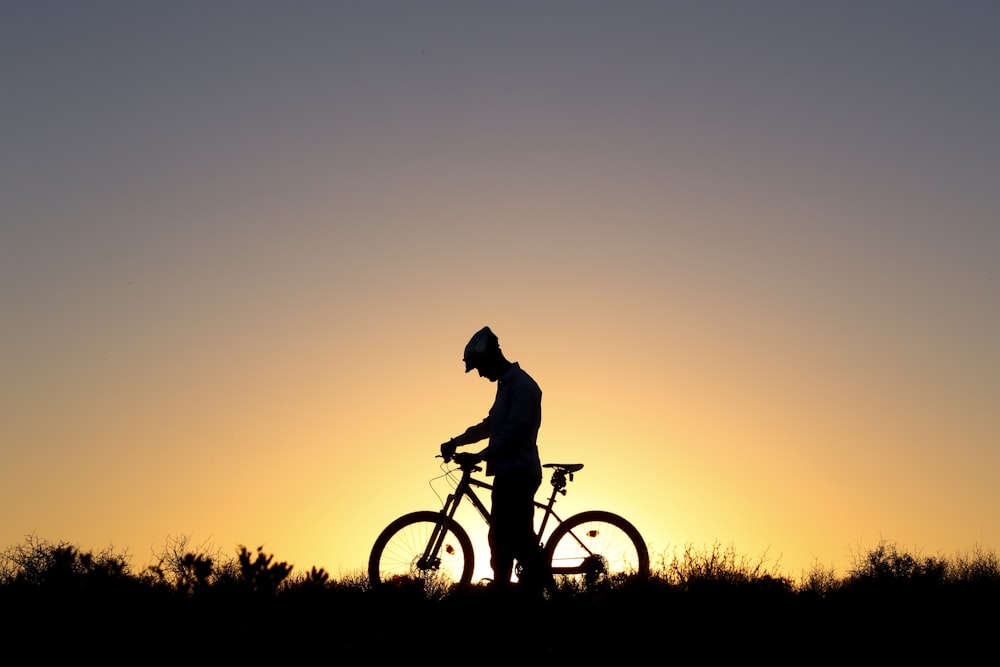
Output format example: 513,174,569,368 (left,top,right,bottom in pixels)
148,534,236,594
948,544,1000,585
847,539,946,588
798,560,840,597
1,534,133,589
662,541,791,592
236,545,293,595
